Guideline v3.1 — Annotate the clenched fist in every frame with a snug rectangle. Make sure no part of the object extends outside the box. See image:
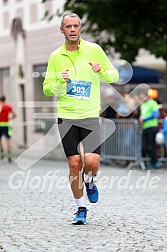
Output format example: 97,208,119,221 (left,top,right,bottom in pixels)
61,69,69,82
89,62,101,73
